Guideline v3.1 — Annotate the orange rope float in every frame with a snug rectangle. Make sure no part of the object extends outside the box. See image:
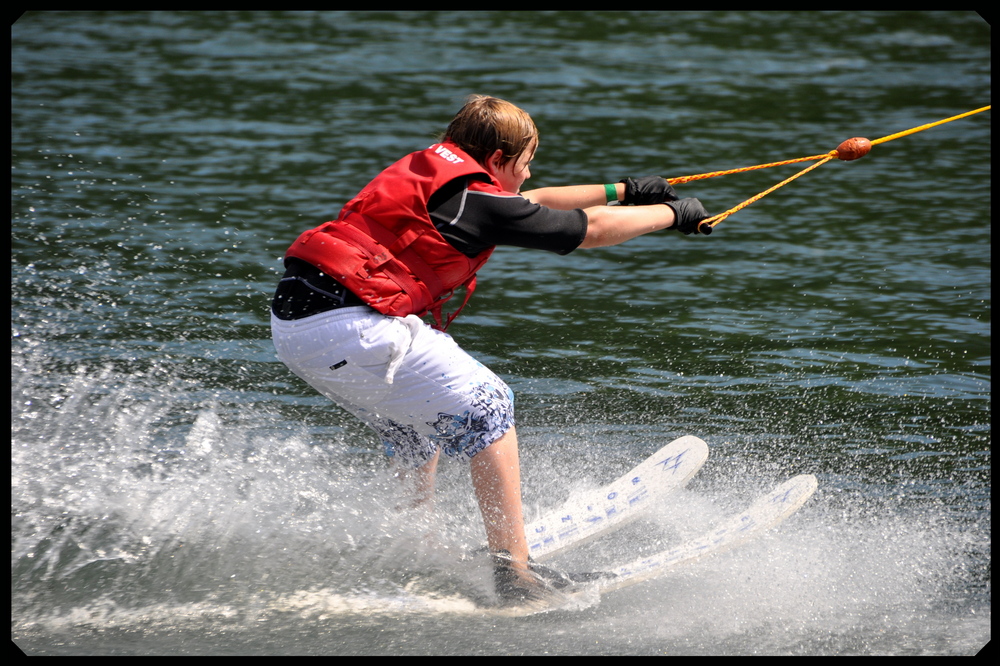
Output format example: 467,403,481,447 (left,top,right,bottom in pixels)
670,105,991,233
